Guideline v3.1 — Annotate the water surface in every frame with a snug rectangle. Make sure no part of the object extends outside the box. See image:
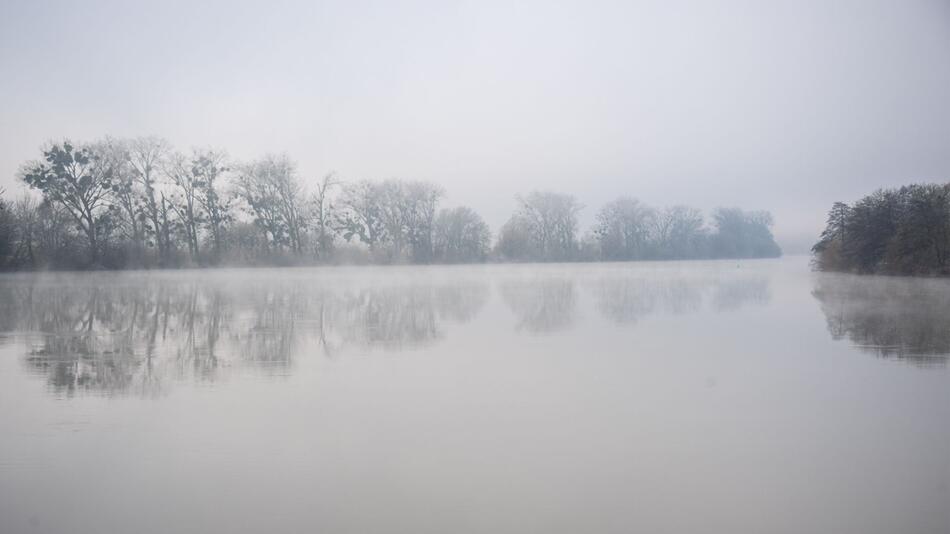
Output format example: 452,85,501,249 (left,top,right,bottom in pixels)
1,258,947,533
